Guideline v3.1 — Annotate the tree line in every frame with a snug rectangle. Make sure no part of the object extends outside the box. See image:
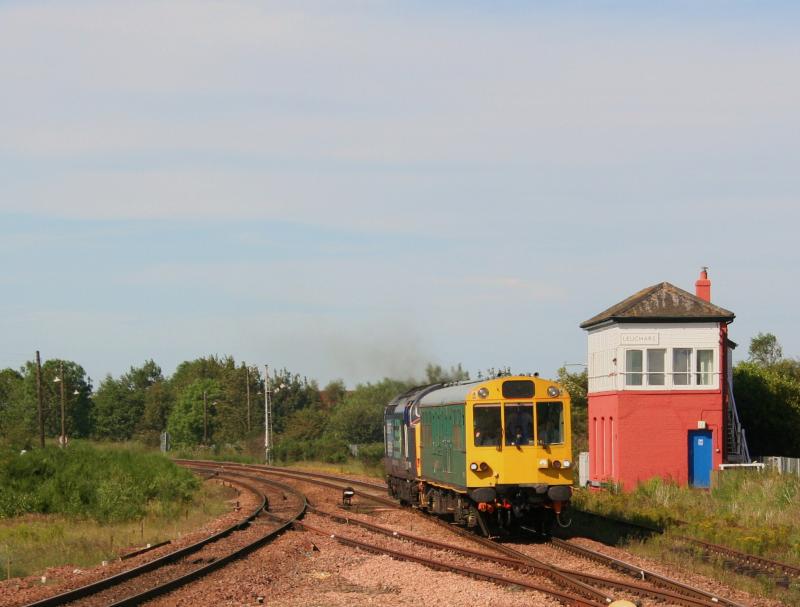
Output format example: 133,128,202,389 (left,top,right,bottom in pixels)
734,333,800,457
0,356,471,463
